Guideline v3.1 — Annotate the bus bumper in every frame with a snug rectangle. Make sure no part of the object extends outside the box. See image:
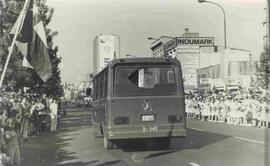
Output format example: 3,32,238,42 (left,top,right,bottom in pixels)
104,124,187,140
